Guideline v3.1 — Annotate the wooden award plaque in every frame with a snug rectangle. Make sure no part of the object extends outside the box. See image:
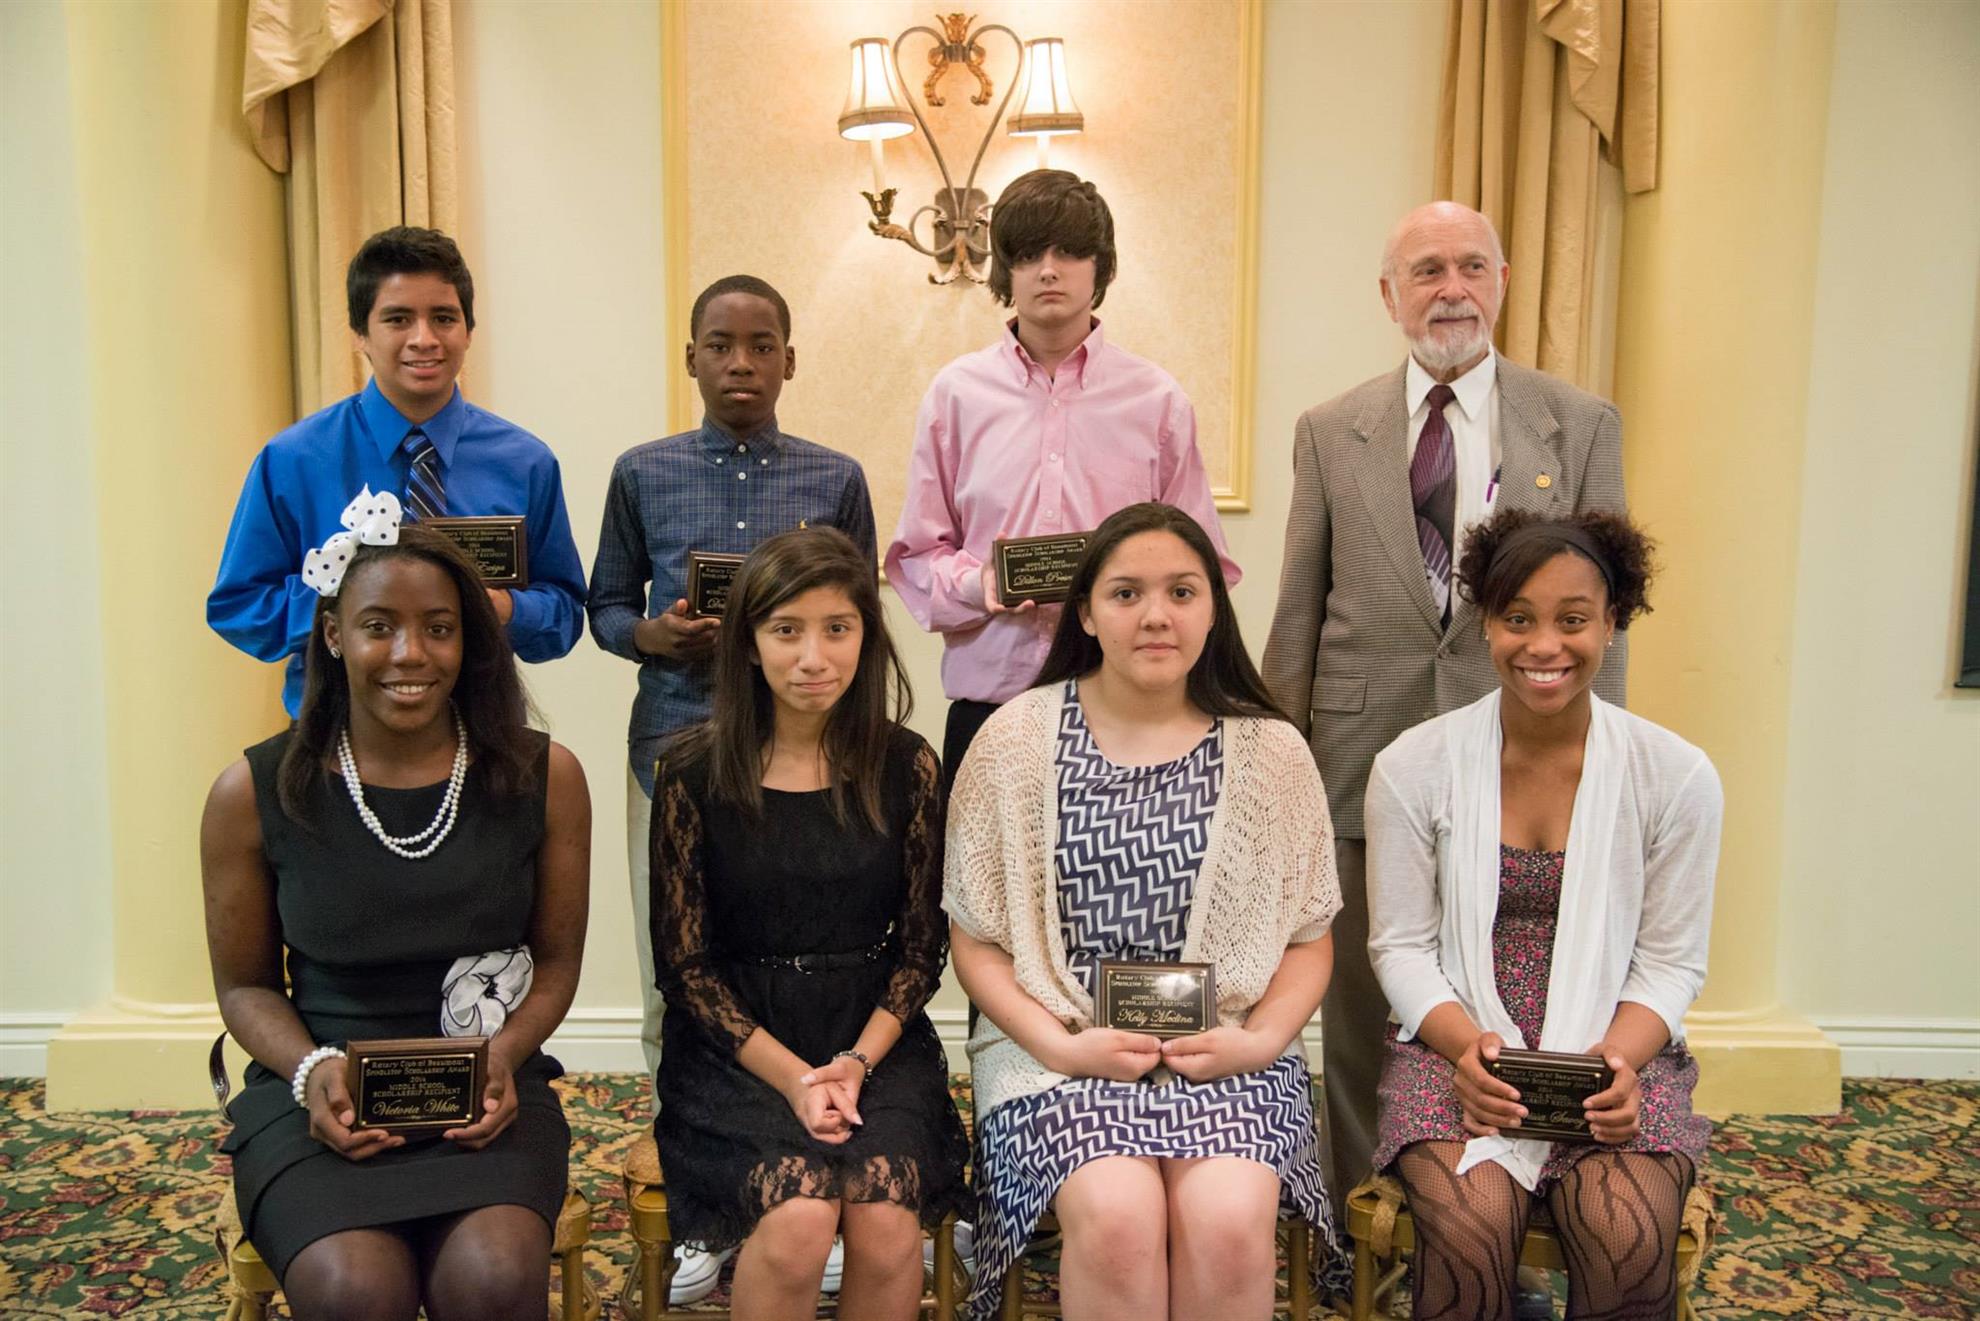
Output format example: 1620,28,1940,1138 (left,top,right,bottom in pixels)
1486,1048,1613,1142
345,1036,488,1133
421,516,529,587
1096,960,1216,1039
